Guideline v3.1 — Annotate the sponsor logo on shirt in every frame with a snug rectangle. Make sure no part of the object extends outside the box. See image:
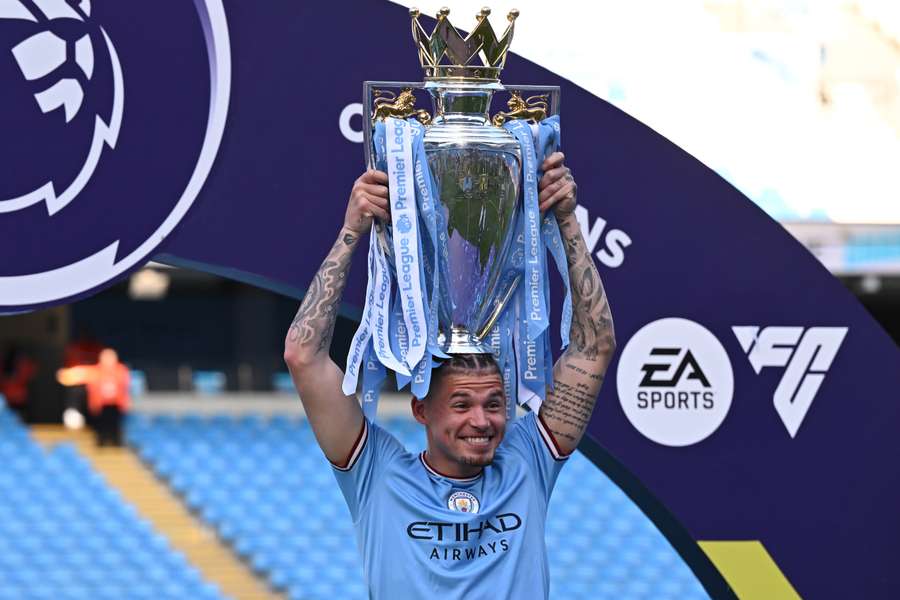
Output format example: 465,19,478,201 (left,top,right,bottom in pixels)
406,512,522,562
